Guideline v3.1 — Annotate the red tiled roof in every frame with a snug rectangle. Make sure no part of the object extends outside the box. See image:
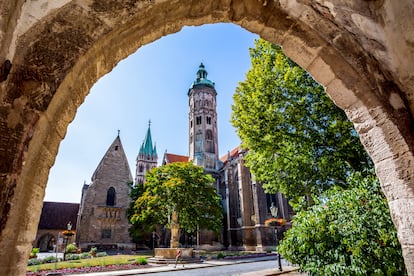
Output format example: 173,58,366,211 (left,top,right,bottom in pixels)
38,202,79,230
220,146,240,163
164,153,189,164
